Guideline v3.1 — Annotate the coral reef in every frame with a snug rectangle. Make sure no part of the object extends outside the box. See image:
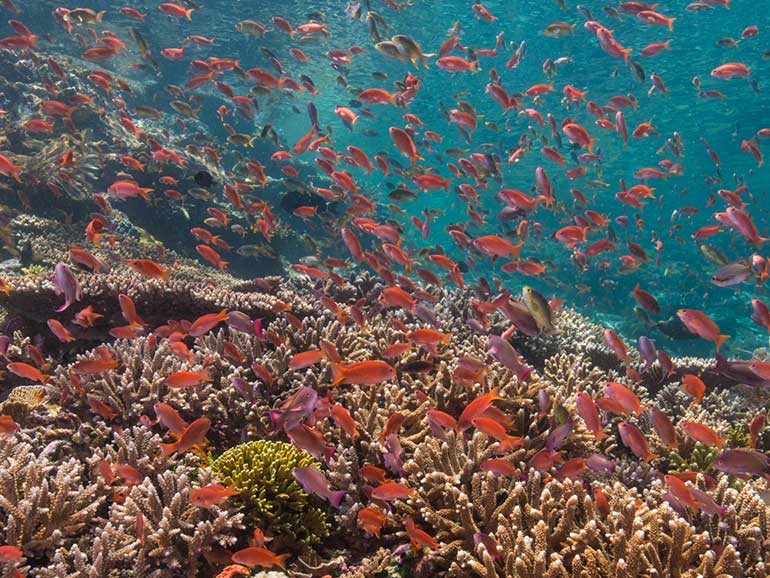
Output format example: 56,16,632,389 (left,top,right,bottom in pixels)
0,271,768,578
